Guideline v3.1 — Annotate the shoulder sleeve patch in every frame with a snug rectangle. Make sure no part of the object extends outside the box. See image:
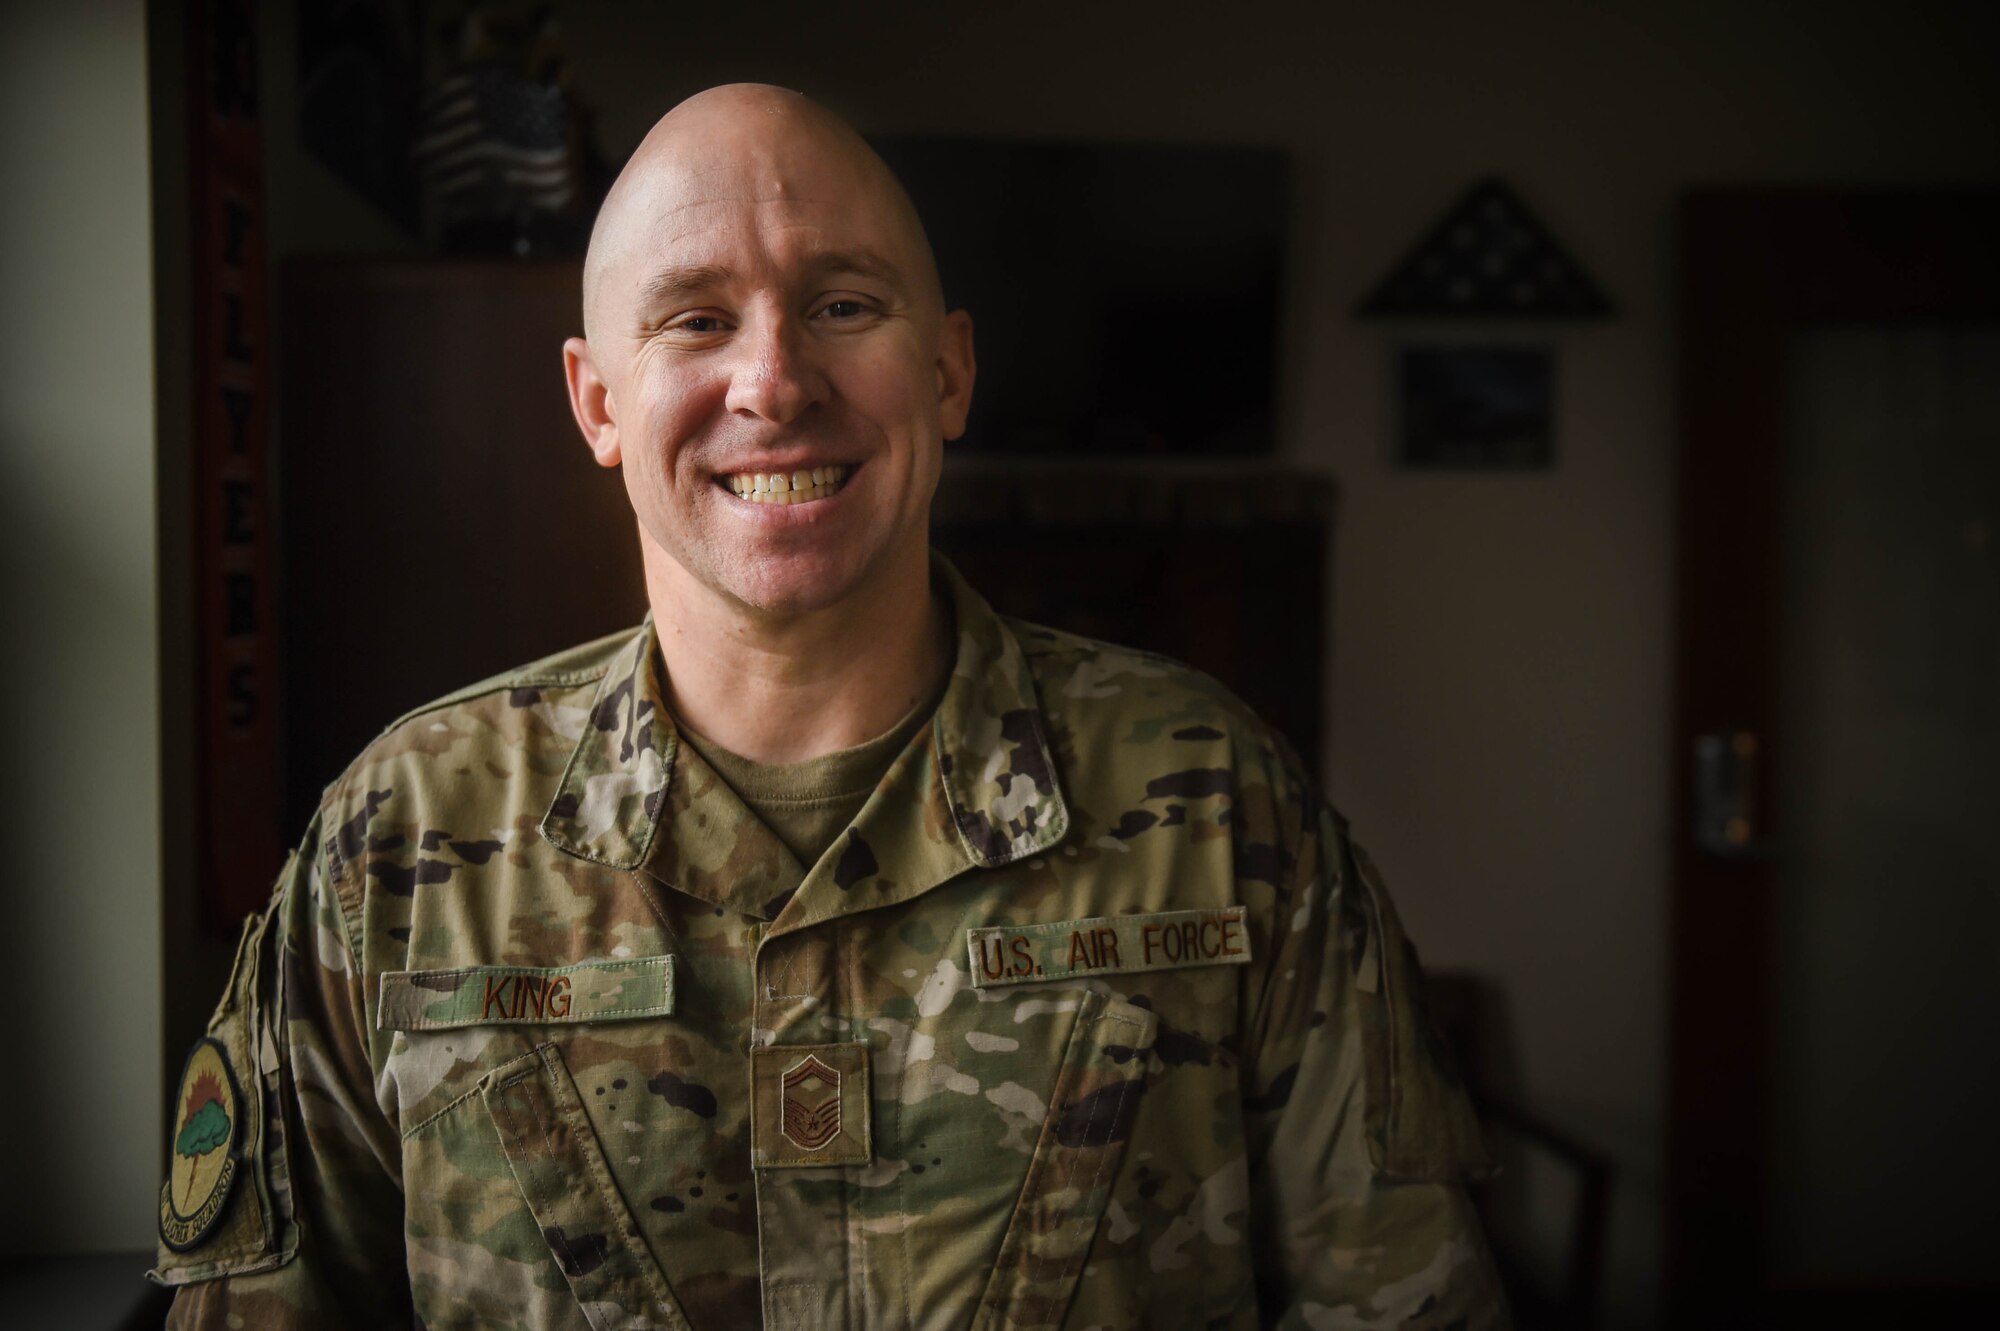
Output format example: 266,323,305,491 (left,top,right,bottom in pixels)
151,874,300,1285
159,1036,245,1251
